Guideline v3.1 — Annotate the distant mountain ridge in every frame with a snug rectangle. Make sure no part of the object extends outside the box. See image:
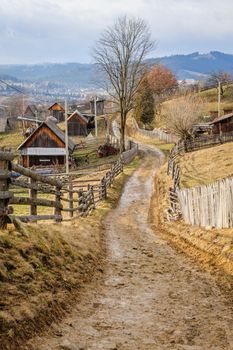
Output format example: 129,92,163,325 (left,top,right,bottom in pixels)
0,51,233,87
148,51,233,80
